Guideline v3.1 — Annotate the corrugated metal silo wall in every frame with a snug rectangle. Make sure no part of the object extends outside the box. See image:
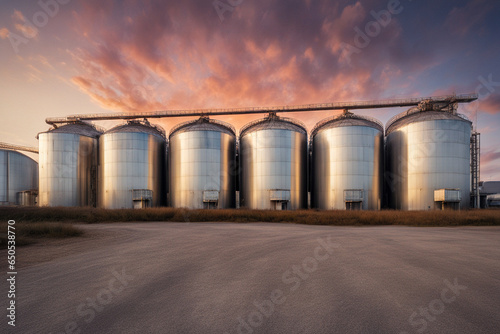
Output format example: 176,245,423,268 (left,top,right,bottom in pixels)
169,129,236,209
385,114,471,210
38,133,98,207
311,125,383,210
239,125,307,210
99,131,166,209
0,150,38,205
